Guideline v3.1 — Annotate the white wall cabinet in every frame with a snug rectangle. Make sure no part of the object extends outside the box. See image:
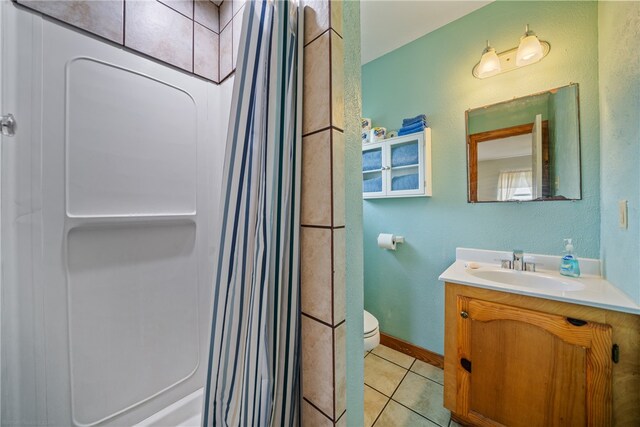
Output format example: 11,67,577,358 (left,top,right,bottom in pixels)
362,128,432,199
